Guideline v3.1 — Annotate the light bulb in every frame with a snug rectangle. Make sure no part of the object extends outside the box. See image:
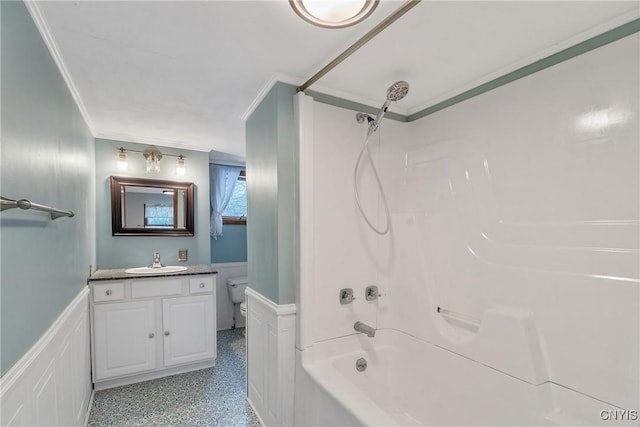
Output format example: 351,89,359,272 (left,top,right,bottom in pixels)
116,148,128,171
143,148,162,173
176,155,187,176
